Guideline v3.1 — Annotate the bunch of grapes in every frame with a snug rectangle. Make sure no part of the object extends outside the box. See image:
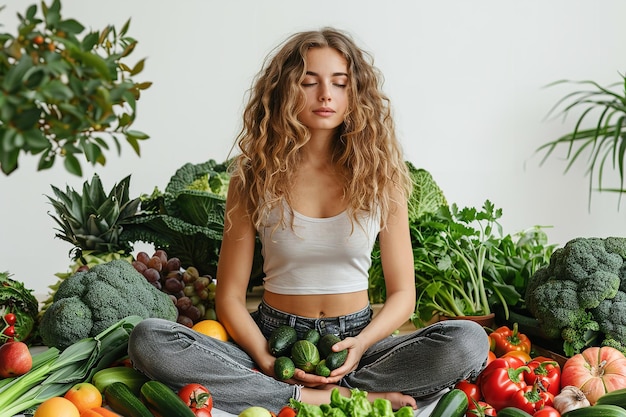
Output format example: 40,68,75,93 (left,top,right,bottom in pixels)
131,250,217,327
